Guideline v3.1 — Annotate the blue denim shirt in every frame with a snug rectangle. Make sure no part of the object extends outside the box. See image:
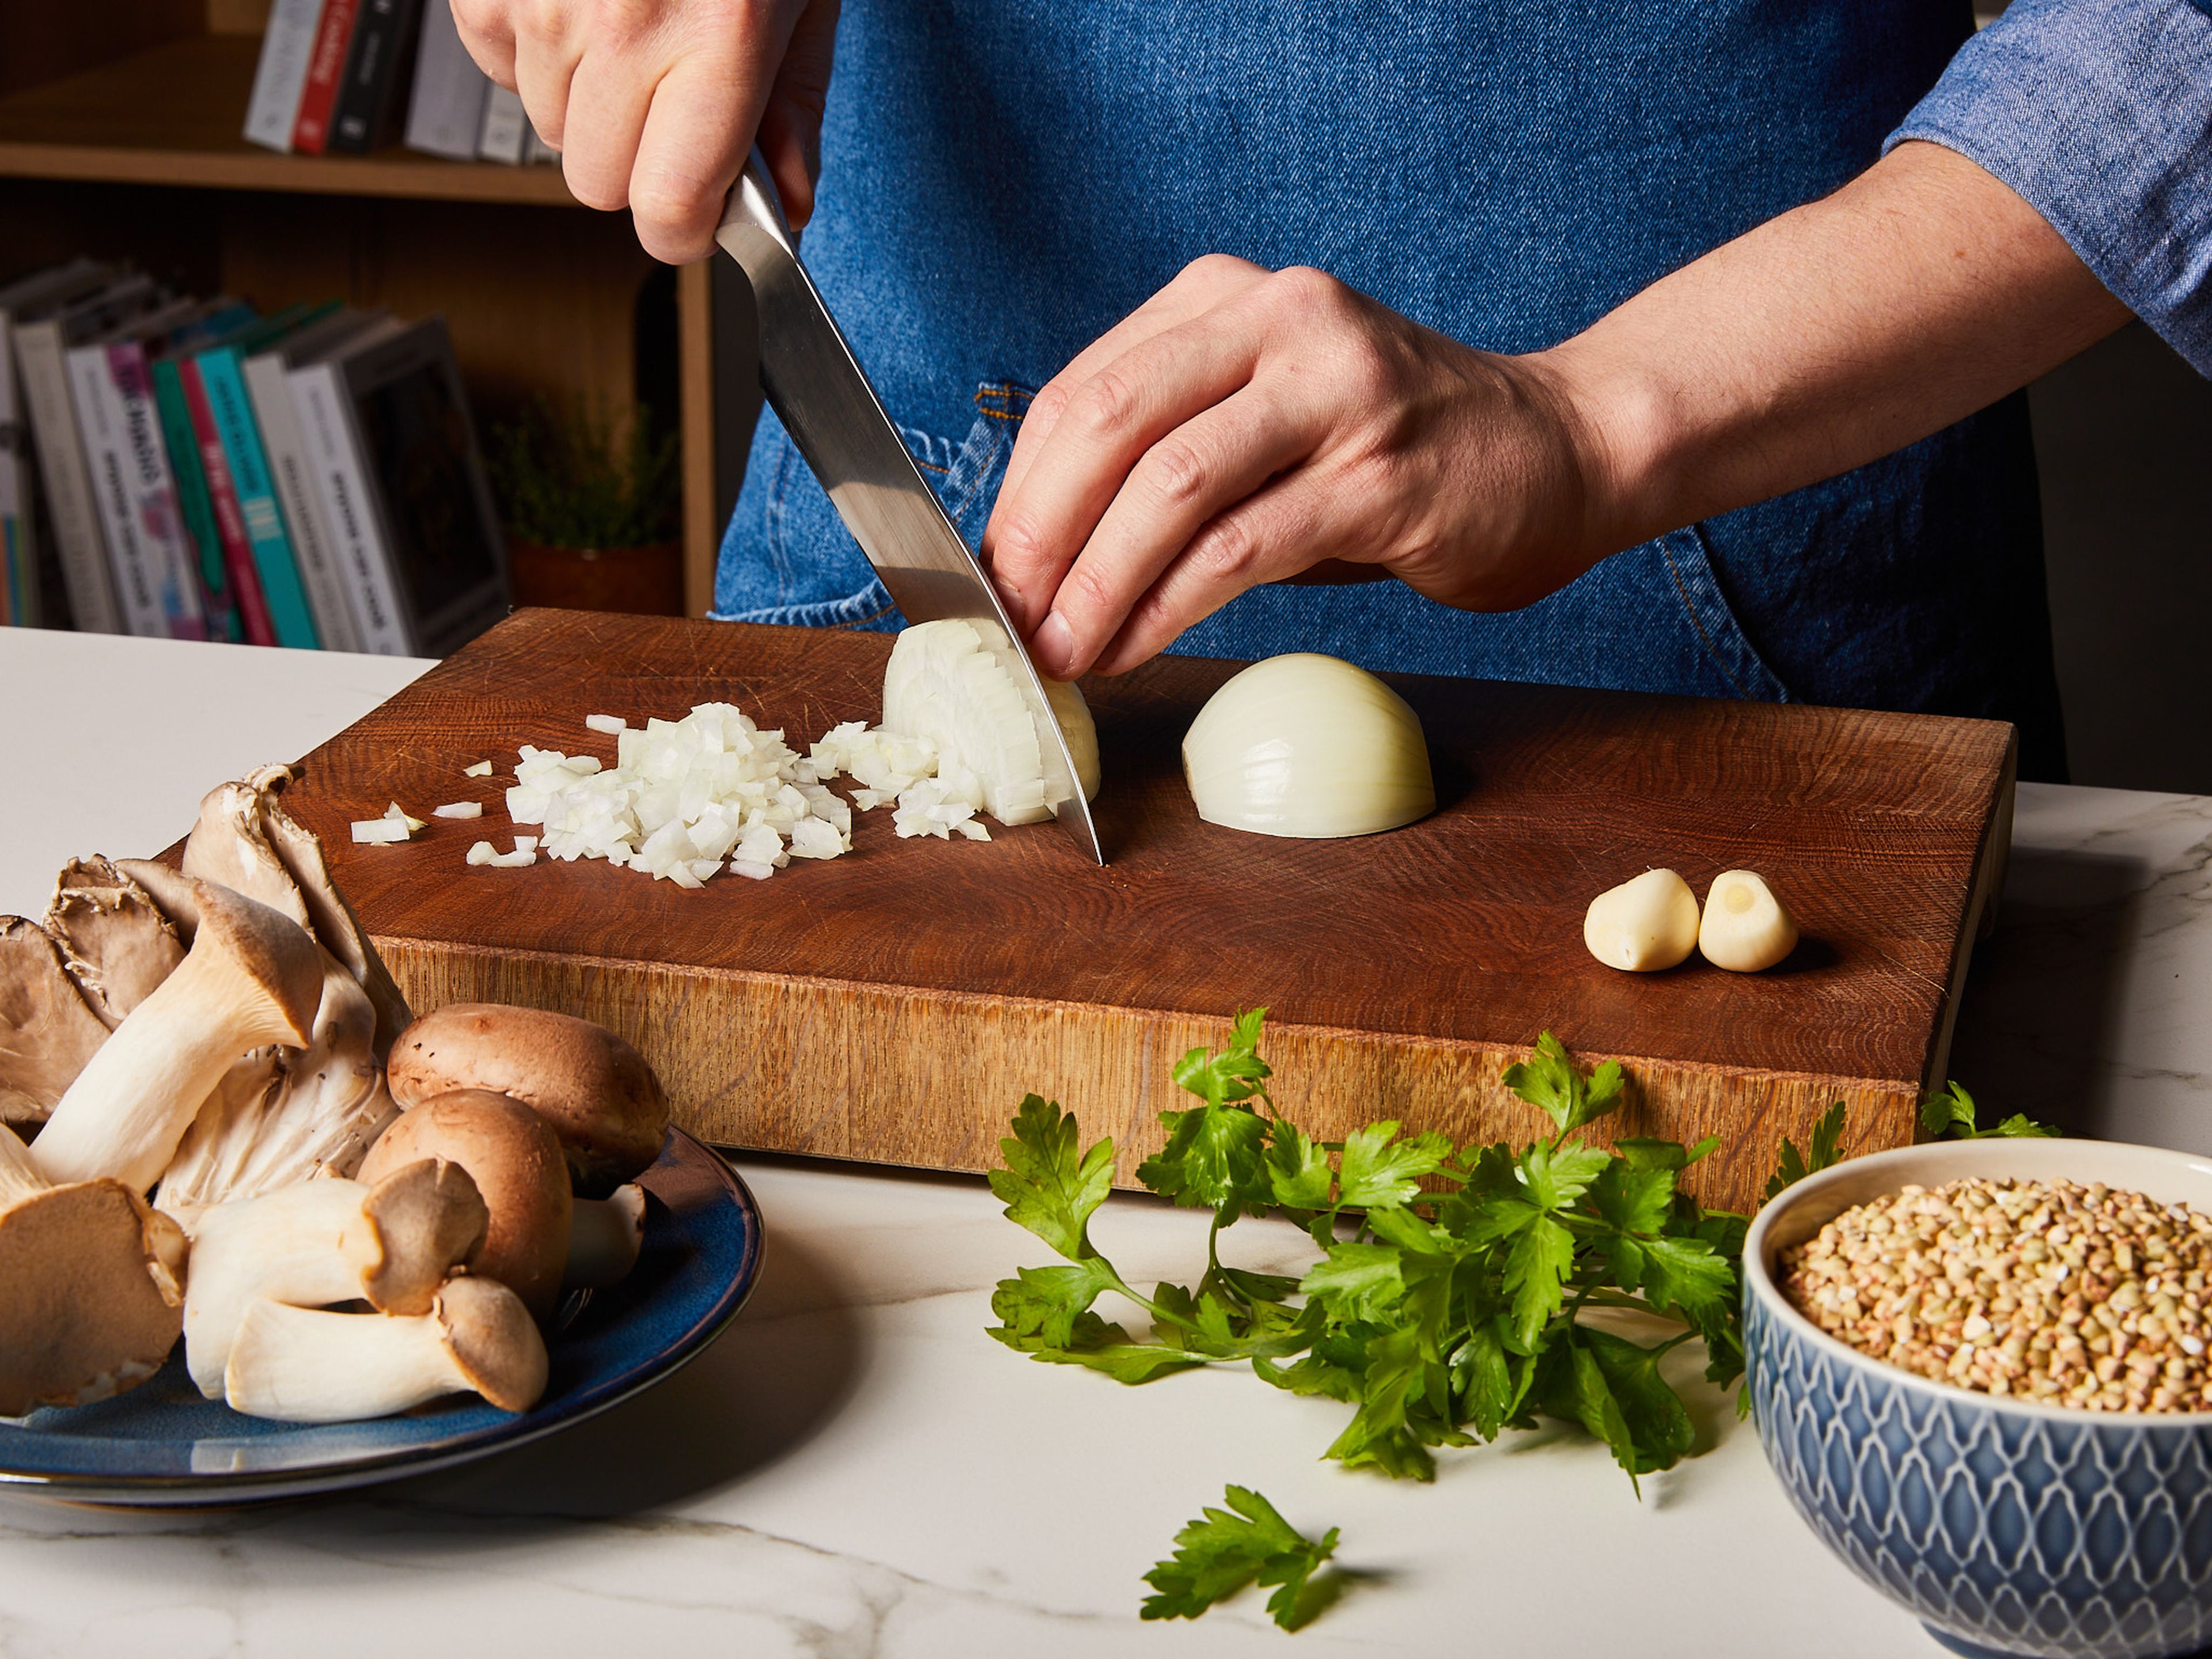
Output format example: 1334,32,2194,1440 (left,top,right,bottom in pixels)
1892,0,2212,377
716,1,2067,778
